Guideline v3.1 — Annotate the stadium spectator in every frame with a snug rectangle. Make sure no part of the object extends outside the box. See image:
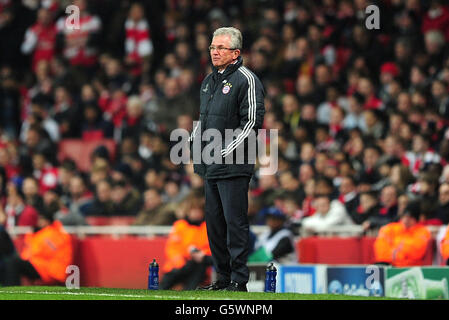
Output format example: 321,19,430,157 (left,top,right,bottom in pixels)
56,159,78,204
357,145,382,186
374,201,432,267
88,158,110,188
403,133,441,177
21,8,56,73
390,163,415,192
278,170,304,202
301,193,354,234
84,179,114,217
362,186,398,231
110,178,141,217
159,195,211,290
421,0,449,41
21,176,43,212
55,175,90,226
250,207,296,263
436,182,449,224
0,209,73,286
31,151,58,194
53,85,81,138
119,96,147,140
338,175,359,215
124,2,153,77
300,178,316,218
0,67,21,141
18,124,54,176
20,100,60,143
348,190,381,226
2,181,38,228
378,184,399,219
55,0,102,71
80,103,114,140
133,188,176,226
